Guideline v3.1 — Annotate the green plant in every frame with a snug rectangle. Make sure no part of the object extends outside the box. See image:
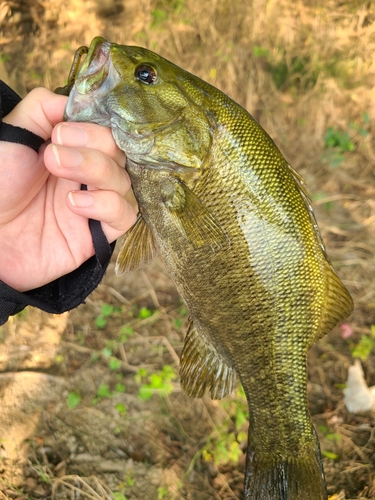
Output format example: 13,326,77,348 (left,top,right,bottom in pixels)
136,365,176,400
98,326,134,370
150,0,185,27
67,391,81,409
202,386,248,466
92,383,112,404
350,326,375,361
157,486,169,499
115,403,127,415
109,357,123,370
113,493,127,500
138,306,153,319
92,381,126,404
318,425,341,461
95,303,115,329
322,113,370,168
